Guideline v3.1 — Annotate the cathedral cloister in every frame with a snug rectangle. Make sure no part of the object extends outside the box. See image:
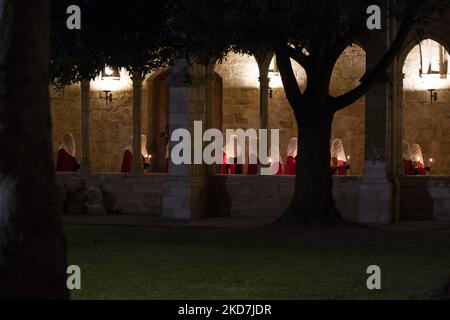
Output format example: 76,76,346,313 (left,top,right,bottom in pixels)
51,19,450,223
